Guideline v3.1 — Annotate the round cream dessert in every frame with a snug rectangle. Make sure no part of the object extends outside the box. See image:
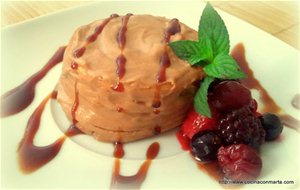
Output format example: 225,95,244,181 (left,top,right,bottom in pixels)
57,14,204,142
